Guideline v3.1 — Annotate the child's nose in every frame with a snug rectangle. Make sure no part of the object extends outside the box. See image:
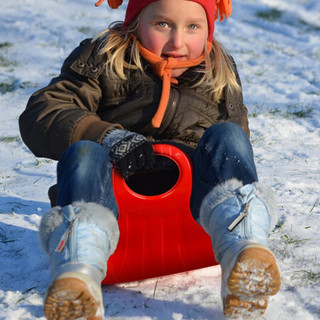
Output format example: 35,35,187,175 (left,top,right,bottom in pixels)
169,29,185,49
